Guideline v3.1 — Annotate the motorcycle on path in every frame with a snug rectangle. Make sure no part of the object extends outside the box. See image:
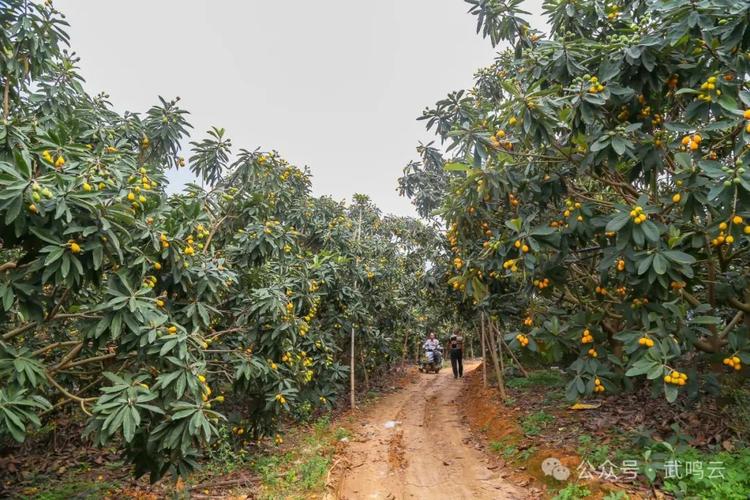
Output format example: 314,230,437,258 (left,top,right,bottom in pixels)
419,346,443,374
